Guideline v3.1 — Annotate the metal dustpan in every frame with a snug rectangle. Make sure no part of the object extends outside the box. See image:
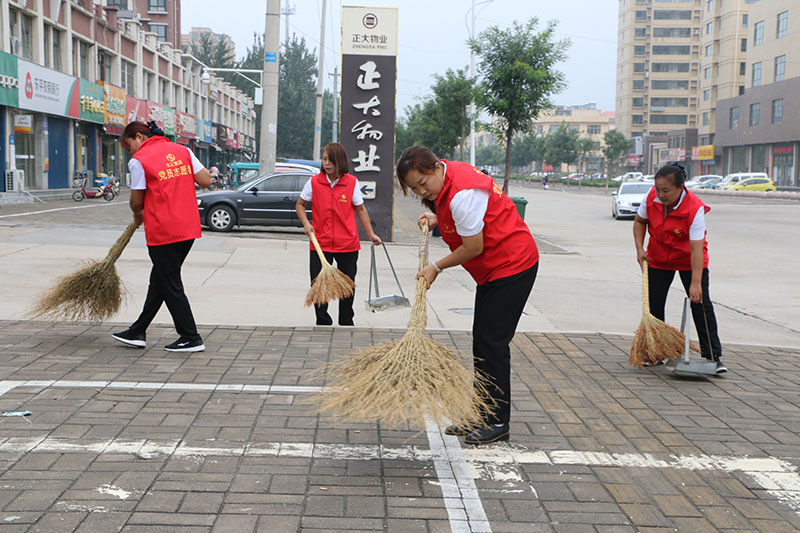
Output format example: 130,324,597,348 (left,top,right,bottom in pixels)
366,243,410,312
669,297,718,376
